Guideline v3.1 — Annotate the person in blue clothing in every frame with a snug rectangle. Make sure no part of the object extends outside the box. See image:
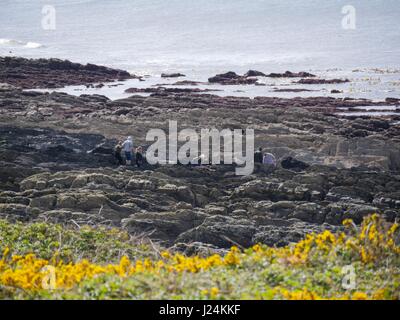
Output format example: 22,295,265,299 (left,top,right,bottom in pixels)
122,136,134,165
